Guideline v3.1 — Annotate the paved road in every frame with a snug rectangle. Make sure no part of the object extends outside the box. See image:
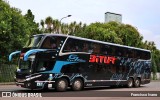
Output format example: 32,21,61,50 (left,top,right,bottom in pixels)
0,81,160,100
